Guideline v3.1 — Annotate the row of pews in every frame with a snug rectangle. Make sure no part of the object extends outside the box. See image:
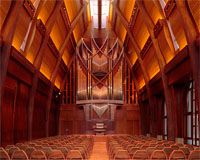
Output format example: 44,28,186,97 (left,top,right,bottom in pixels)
106,135,200,160
0,135,93,159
